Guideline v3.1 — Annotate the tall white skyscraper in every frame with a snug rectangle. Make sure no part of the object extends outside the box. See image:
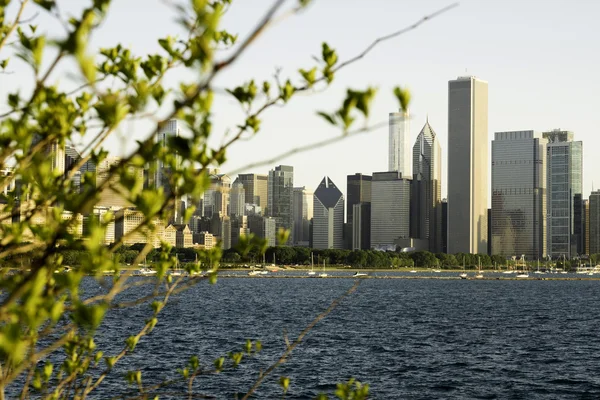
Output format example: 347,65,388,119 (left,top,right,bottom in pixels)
230,178,245,217
155,119,180,190
491,130,547,259
389,109,411,176
312,177,344,249
447,76,488,254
